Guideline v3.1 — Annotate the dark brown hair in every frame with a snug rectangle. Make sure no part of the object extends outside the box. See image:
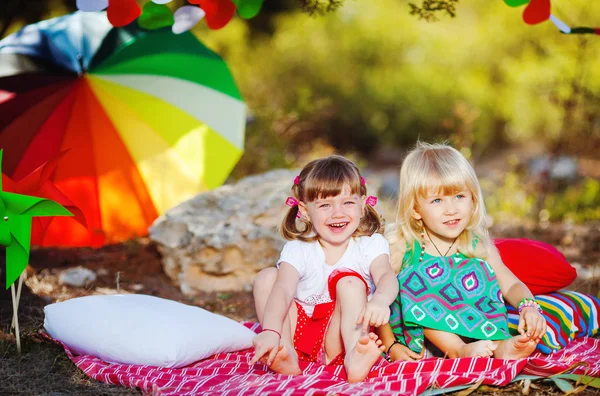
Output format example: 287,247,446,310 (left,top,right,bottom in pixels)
281,155,383,242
